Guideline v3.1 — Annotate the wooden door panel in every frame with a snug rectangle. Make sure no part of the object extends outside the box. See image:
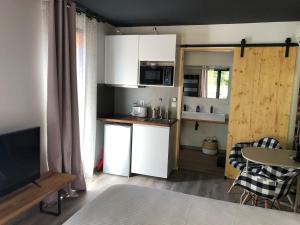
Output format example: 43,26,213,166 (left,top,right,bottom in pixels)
225,47,297,178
